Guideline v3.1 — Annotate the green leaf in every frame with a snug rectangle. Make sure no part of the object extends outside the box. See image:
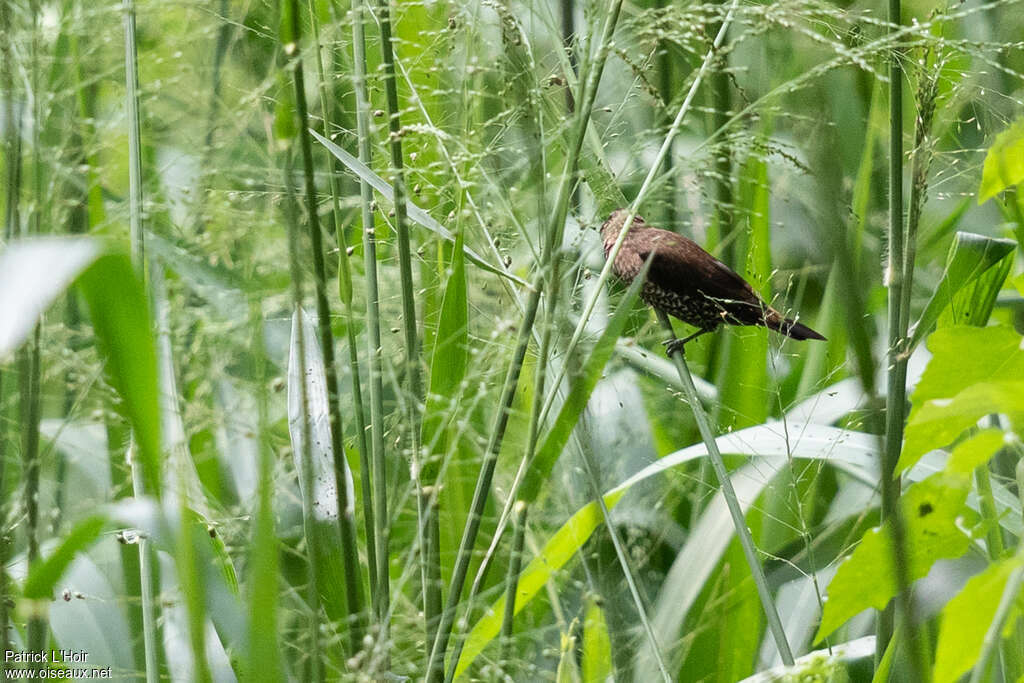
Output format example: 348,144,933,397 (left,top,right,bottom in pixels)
421,231,469,485
933,556,1024,683
582,597,612,683
900,325,1024,473
519,259,649,503
310,128,528,287
22,516,107,599
816,474,973,641
978,118,1024,203
0,237,102,361
77,252,162,495
908,232,1017,351
901,380,1024,473
946,429,1005,478
285,308,351,621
